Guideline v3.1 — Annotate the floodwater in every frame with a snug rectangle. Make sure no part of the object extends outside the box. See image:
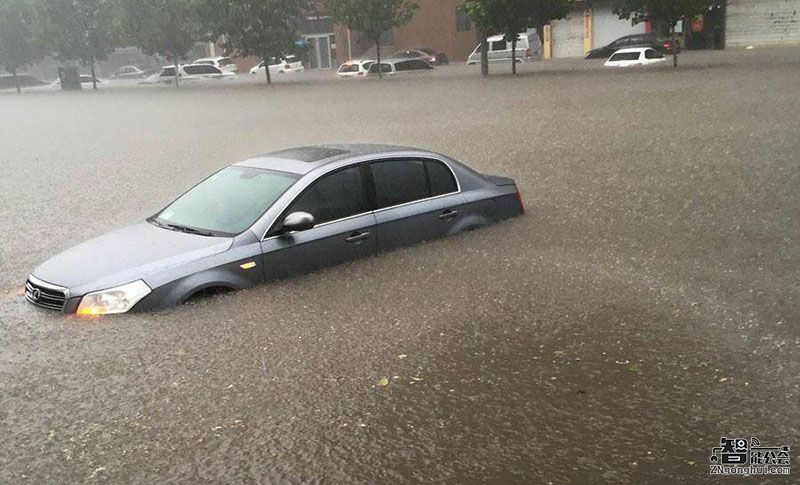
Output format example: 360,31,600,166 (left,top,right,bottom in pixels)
1,49,798,483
